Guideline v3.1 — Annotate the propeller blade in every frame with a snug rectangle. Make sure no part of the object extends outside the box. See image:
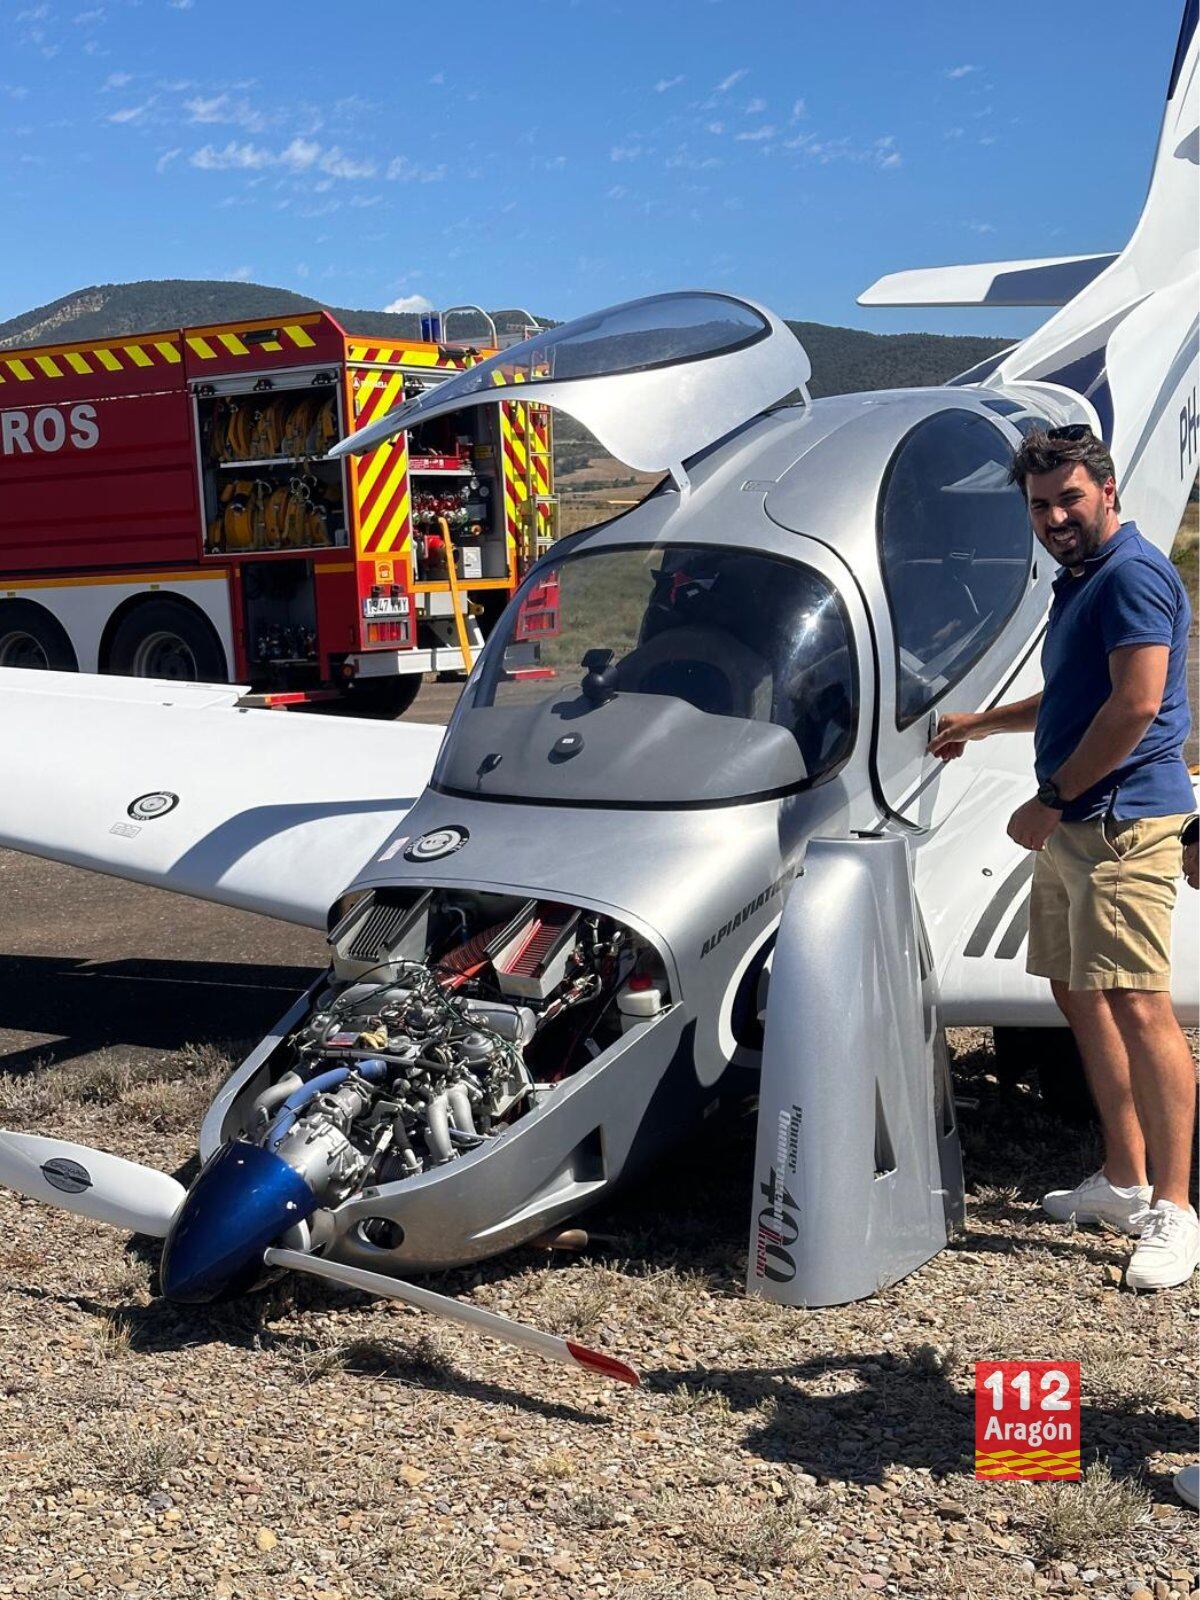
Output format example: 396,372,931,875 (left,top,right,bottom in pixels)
0,1130,186,1237
264,1246,640,1387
